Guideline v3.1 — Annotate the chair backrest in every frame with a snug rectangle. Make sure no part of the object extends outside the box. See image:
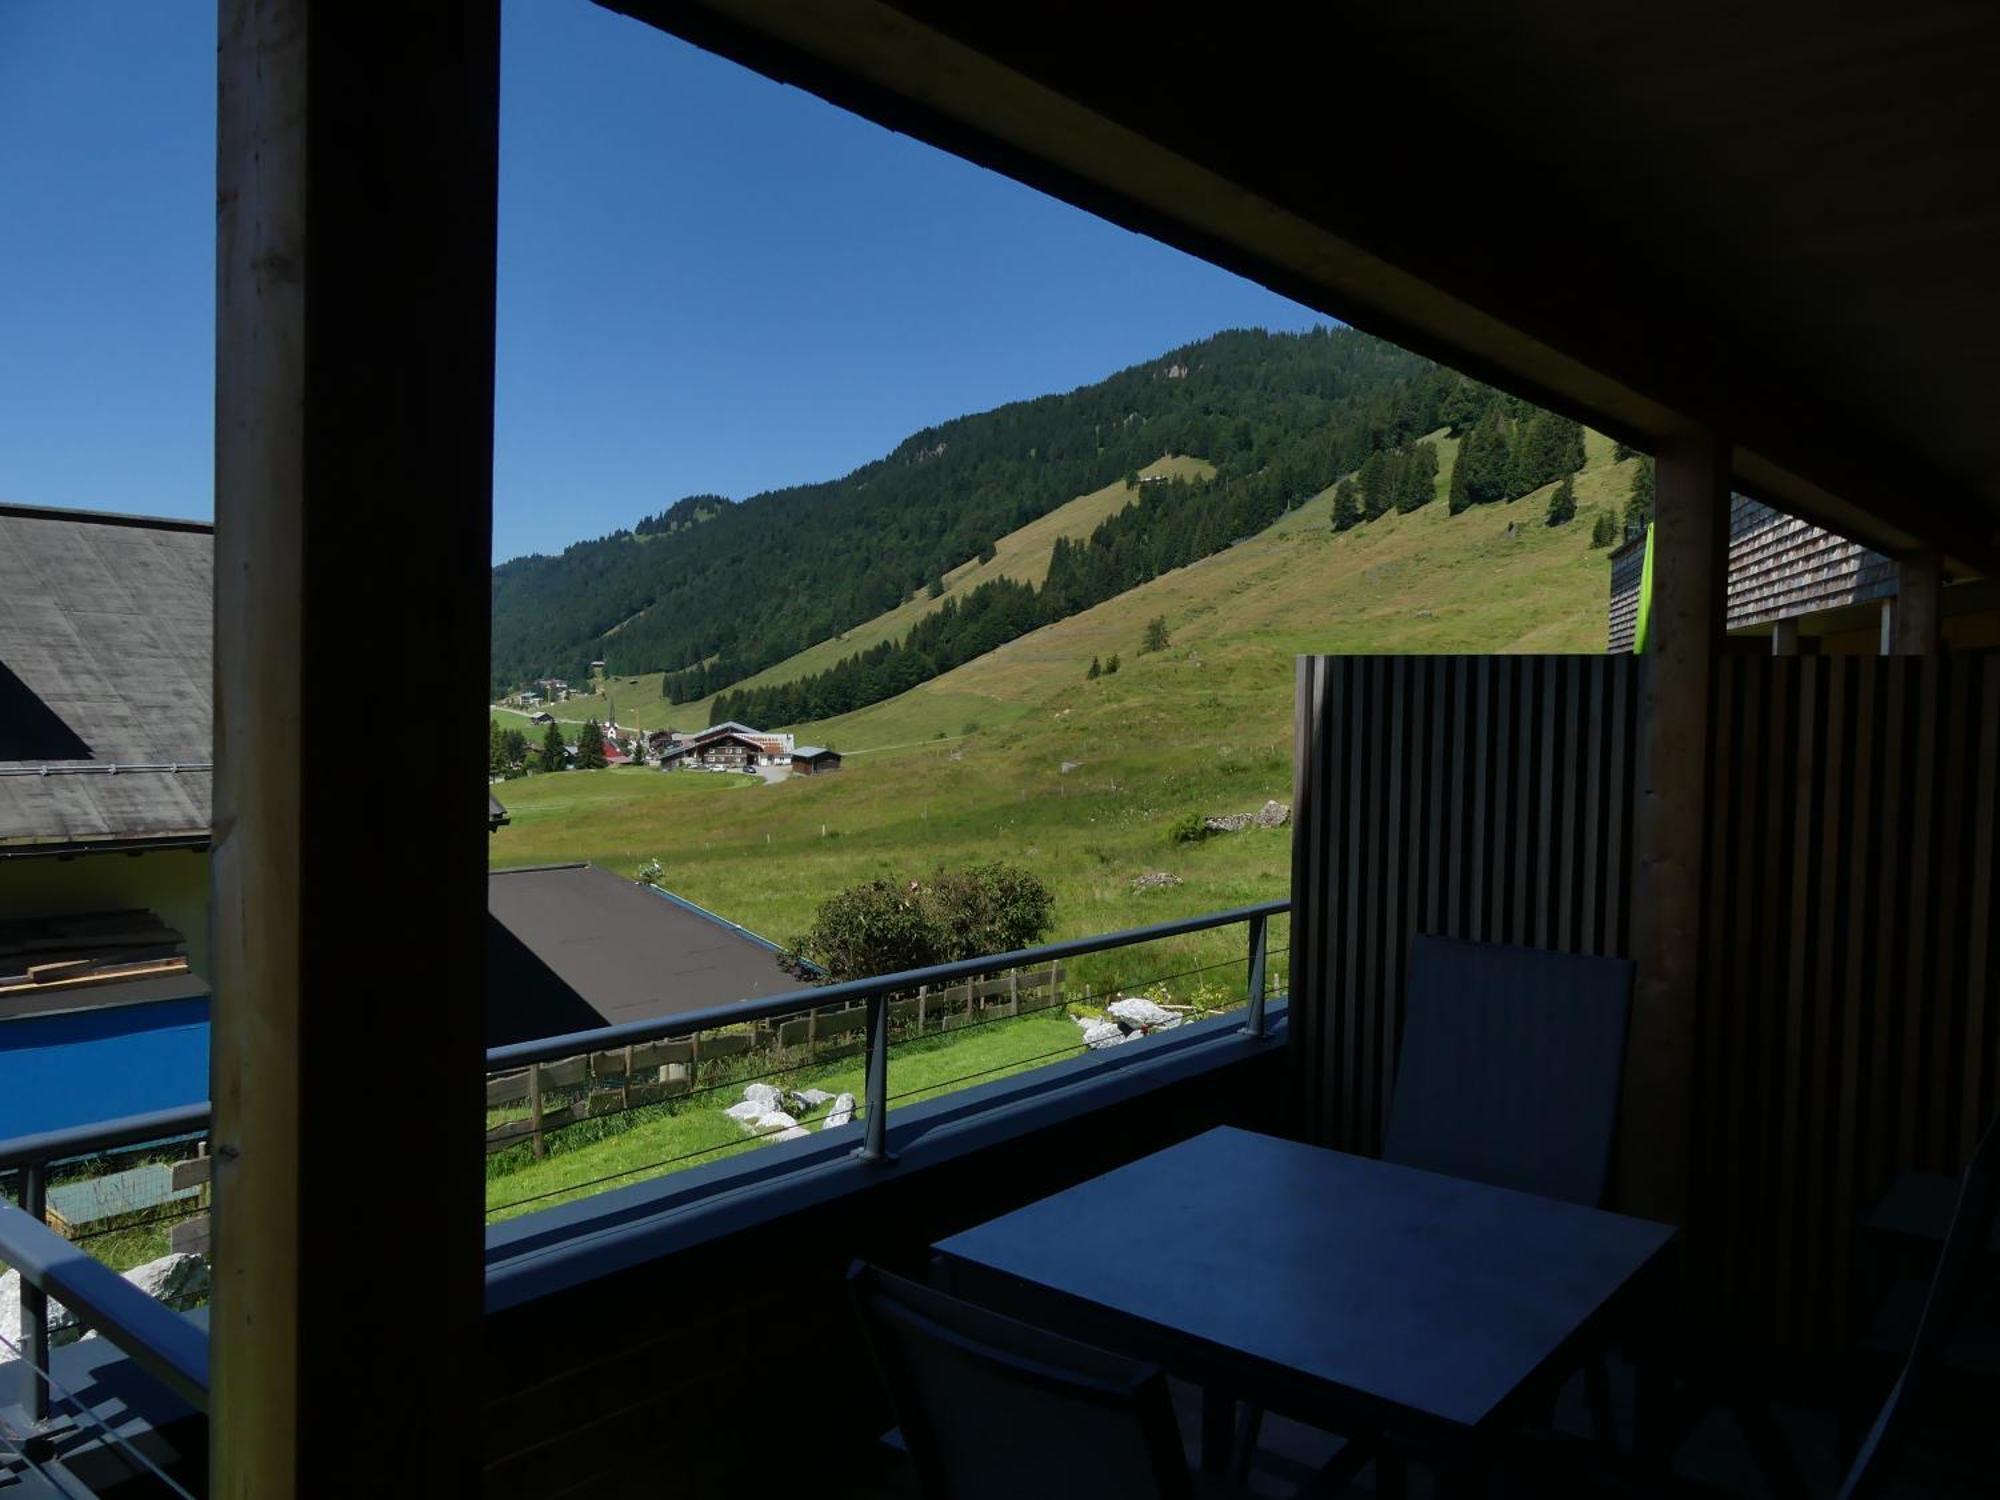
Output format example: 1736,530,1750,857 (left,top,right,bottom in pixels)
1839,1115,2000,1500
847,1261,1194,1500
1382,934,1634,1207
